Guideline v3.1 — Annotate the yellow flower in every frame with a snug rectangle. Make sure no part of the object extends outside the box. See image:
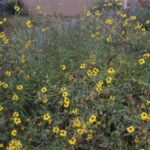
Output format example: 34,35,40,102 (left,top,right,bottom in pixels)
14,117,21,125
87,69,92,77
0,32,4,38
105,19,113,25
0,143,4,148
126,126,135,134
146,100,150,105
42,96,48,103
109,95,115,101
12,93,19,101
134,137,139,143
72,118,81,128
26,20,32,28
106,36,112,42
63,98,70,108
61,64,66,70
87,133,93,140
95,10,101,17
95,86,102,93
130,16,137,20
77,128,85,135
16,85,24,91
138,58,145,65
86,11,91,16
59,130,67,137
146,20,150,24
106,77,112,84
68,136,77,145
60,87,67,92
36,5,41,10
3,83,9,89
88,114,97,124
143,53,150,59
62,91,68,98
140,112,148,120
43,113,51,121
11,129,17,137
107,67,115,74
71,108,78,114
5,71,12,77
13,112,19,117
0,105,4,112
80,63,86,69
52,126,60,133
14,5,21,12
41,87,48,93
7,139,22,150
